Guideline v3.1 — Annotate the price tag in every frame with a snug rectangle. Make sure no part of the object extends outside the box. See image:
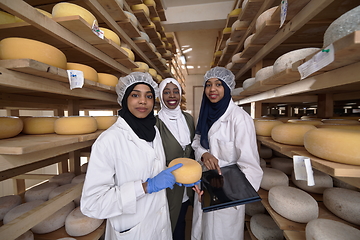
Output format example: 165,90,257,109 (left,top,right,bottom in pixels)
293,155,315,186
67,70,84,90
280,0,288,28
297,44,335,80
92,20,104,39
